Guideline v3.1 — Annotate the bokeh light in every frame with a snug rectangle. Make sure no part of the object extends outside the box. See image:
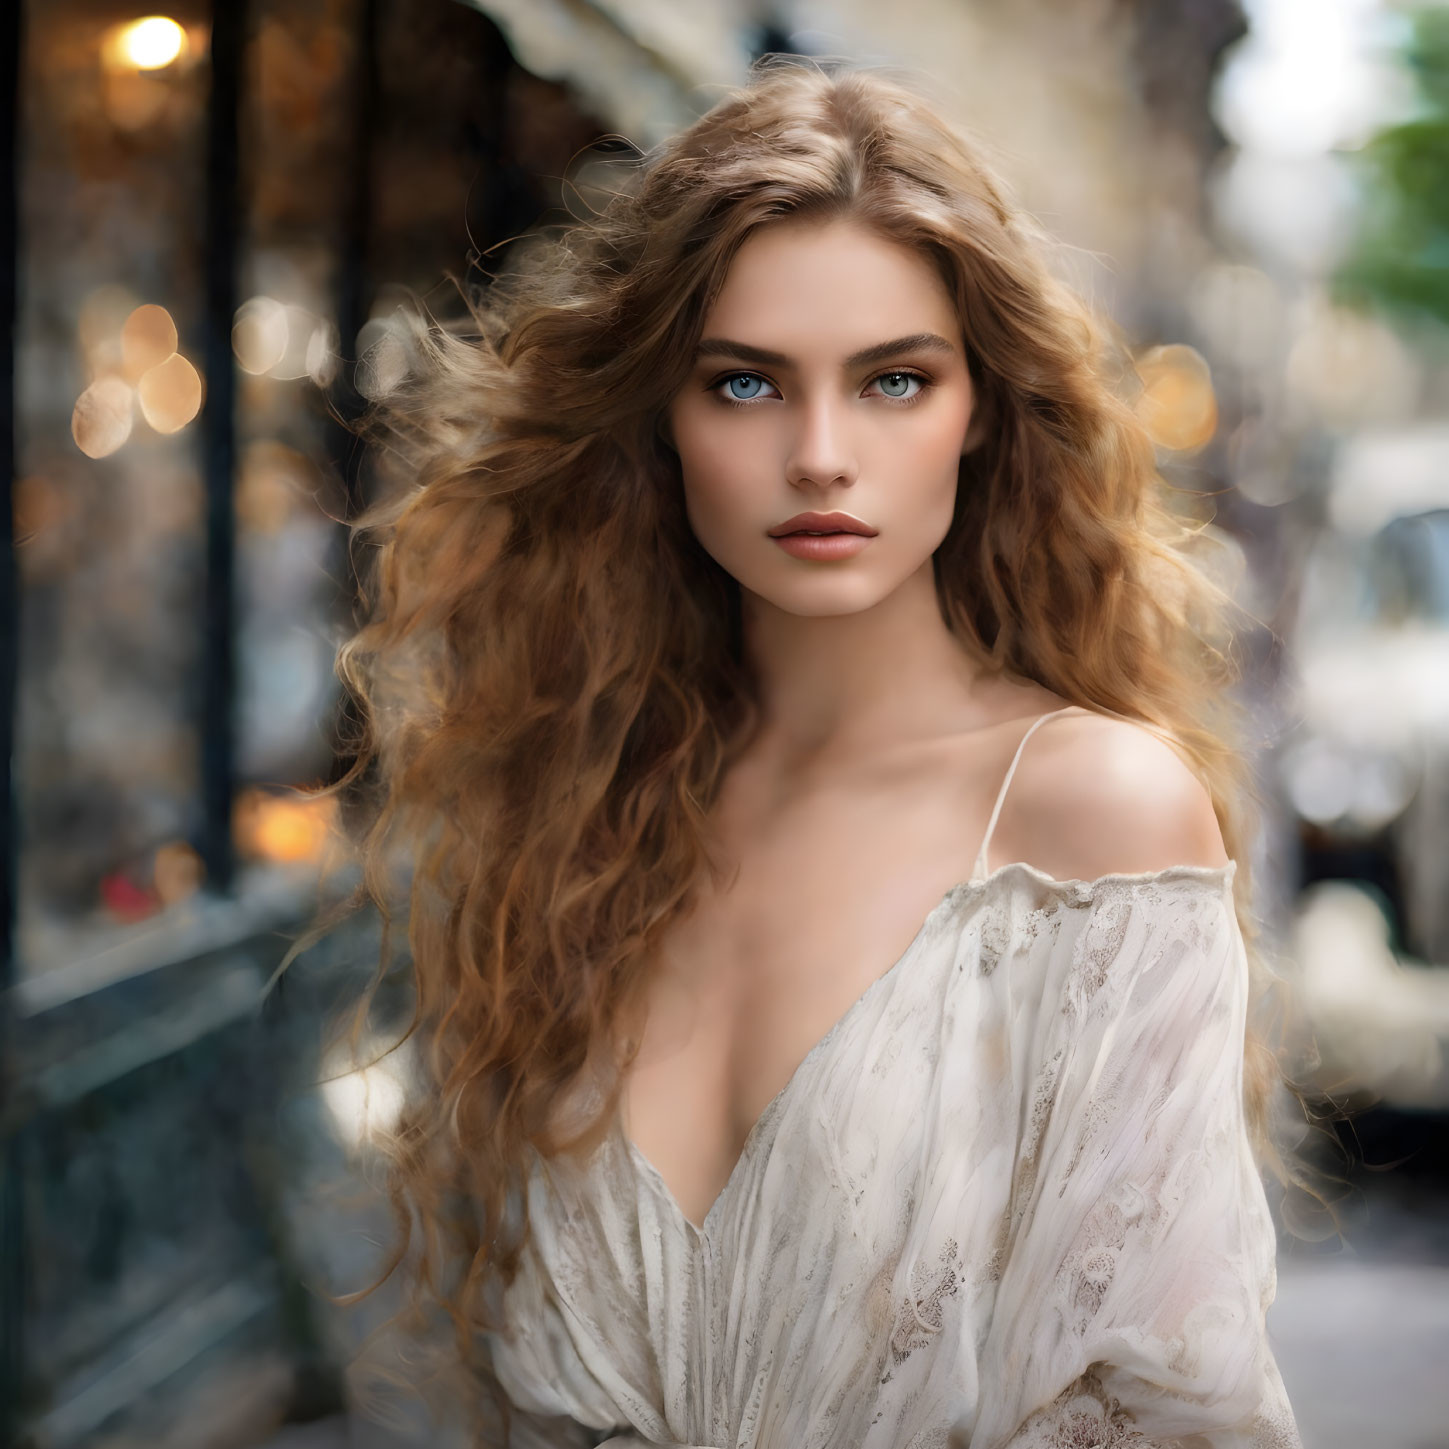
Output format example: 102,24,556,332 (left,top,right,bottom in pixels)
120,303,178,381
232,296,288,375
1132,344,1219,454
271,305,324,381
136,351,202,433
1214,0,1406,159
1282,735,1416,831
355,316,409,399
152,840,205,905
305,319,340,387
320,1039,415,1150
233,788,336,864
109,16,187,72
1293,884,1449,1108
71,376,134,458
1228,415,1305,509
